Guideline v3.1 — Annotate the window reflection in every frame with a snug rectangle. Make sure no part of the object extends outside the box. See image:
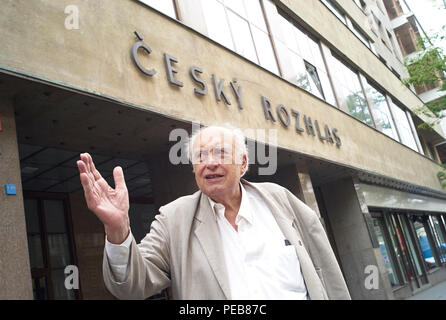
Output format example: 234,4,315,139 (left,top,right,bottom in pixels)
398,215,423,277
389,100,418,151
351,23,371,48
224,0,247,18
139,0,176,19
274,41,309,88
251,26,280,74
227,10,258,63
202,0,234,50
243,0,268,32
413,219,436,271
329,53,373,125
385,215,408,284
305,61,324,100
320,0,347,24
429,216,446,264
201,0,279,74
373,217,400,287
265,5,336,105
364,81,398,140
